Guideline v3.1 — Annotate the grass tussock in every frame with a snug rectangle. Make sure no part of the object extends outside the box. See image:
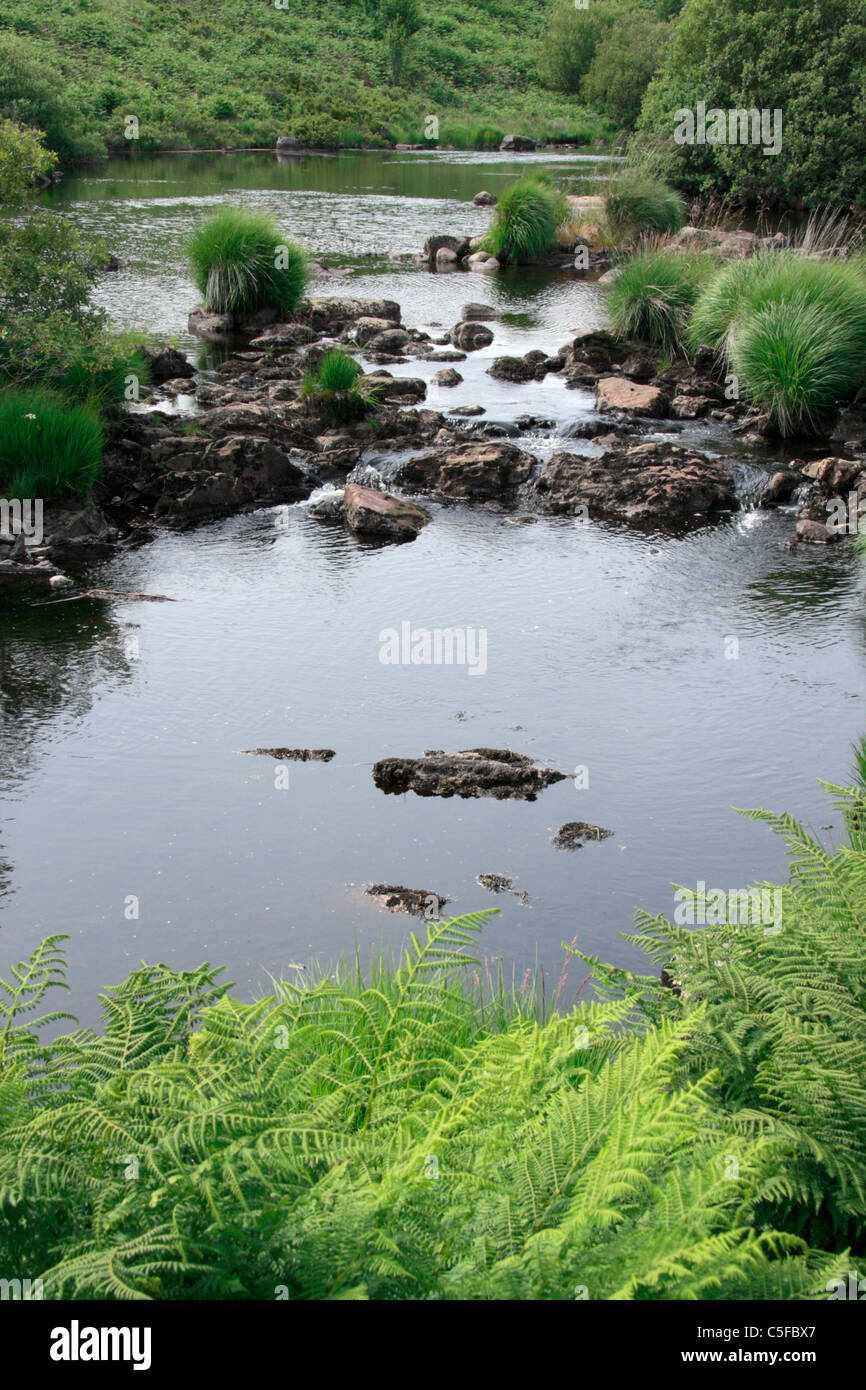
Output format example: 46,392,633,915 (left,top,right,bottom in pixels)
484,176,569,263
300,347,376,422
188,208,309,317
606,245,713,355
603,171,686,245
0,388,103,500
